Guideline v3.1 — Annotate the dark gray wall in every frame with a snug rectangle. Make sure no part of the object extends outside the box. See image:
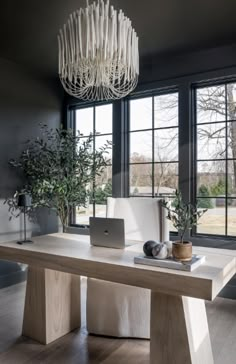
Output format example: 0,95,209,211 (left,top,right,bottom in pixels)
0,57,63,288
139,43,236,87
